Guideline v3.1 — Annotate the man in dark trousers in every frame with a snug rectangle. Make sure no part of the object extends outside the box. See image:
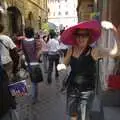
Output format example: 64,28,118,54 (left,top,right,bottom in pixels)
47,30,60,84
